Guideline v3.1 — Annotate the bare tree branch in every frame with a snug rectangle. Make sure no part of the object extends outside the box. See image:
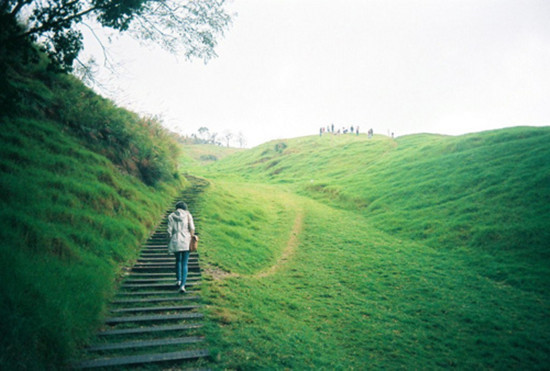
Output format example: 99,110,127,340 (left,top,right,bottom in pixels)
2,0,233,71
9,0,33,16
80,21,113,69
16,5,97,39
